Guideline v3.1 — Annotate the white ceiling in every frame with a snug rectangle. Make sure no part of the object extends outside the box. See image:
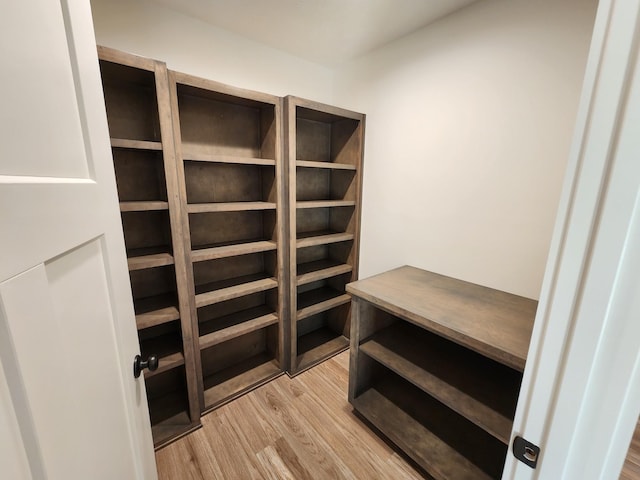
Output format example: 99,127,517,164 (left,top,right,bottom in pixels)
147,0,478,66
